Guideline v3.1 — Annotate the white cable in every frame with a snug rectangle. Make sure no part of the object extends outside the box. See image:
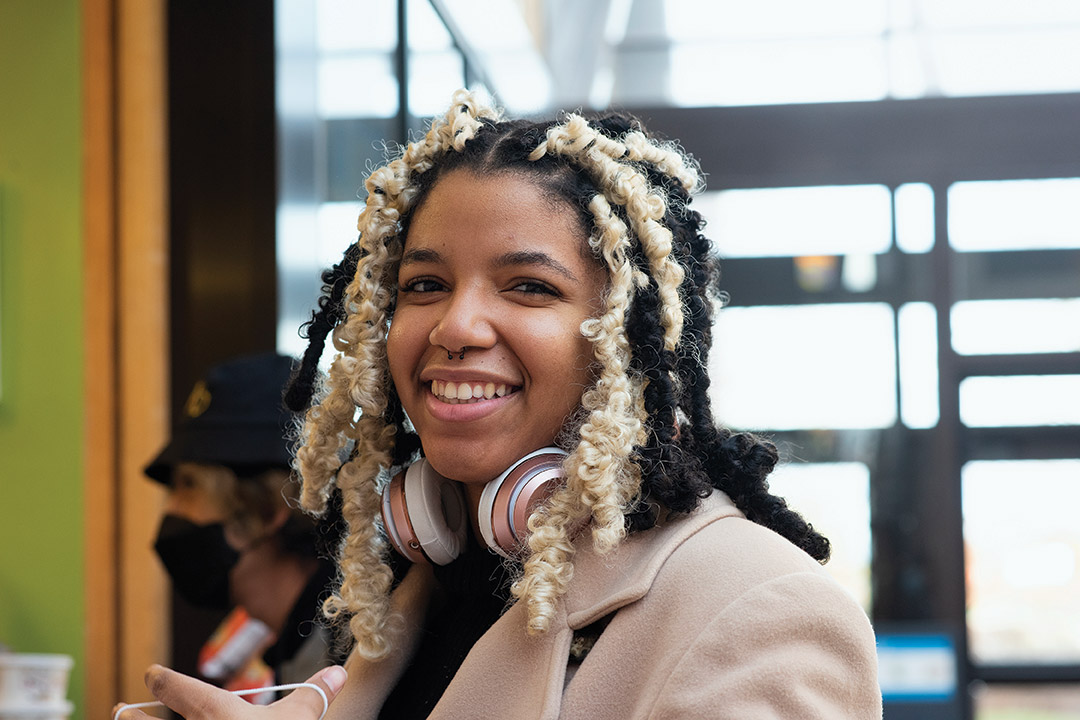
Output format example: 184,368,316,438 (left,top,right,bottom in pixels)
112,681,329,720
